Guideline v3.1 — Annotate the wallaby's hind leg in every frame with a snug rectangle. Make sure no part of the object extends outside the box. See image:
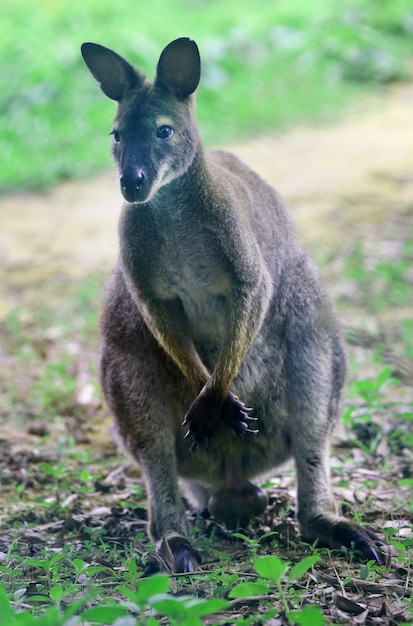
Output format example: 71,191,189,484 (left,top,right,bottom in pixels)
100,275,201,573
288,338,383,563
136,444,202,572
102,354,201,572
294,438,383,562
